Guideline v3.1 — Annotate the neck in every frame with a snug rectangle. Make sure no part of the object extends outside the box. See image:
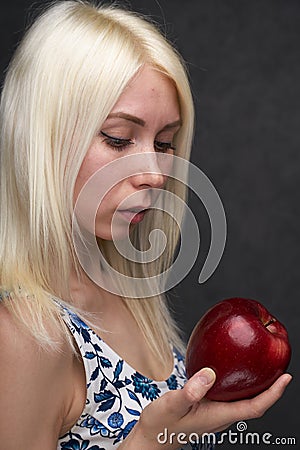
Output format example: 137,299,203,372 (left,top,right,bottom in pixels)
67,266,122,313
